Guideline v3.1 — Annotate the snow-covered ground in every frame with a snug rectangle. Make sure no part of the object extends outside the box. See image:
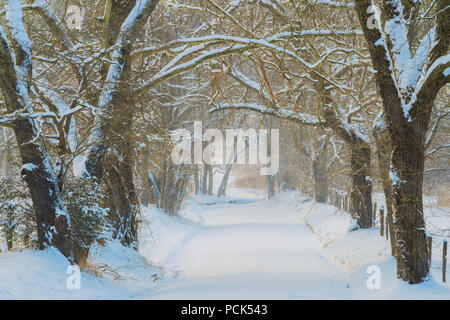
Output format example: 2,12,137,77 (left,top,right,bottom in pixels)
0,188,449,299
